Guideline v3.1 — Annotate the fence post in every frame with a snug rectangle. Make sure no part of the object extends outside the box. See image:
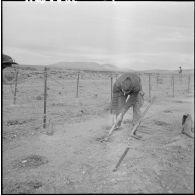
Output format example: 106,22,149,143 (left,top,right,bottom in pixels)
172,74,174,97
156,74,159,86
43,67,48,129
110,76,113,114
111,76,113,101
76,72,80,98
179,73,182,84
148,73,151,102
13,70,18,104
187,74,191,94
